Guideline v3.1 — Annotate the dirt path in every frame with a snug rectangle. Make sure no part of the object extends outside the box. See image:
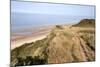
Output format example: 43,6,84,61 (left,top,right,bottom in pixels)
47,26,95,63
